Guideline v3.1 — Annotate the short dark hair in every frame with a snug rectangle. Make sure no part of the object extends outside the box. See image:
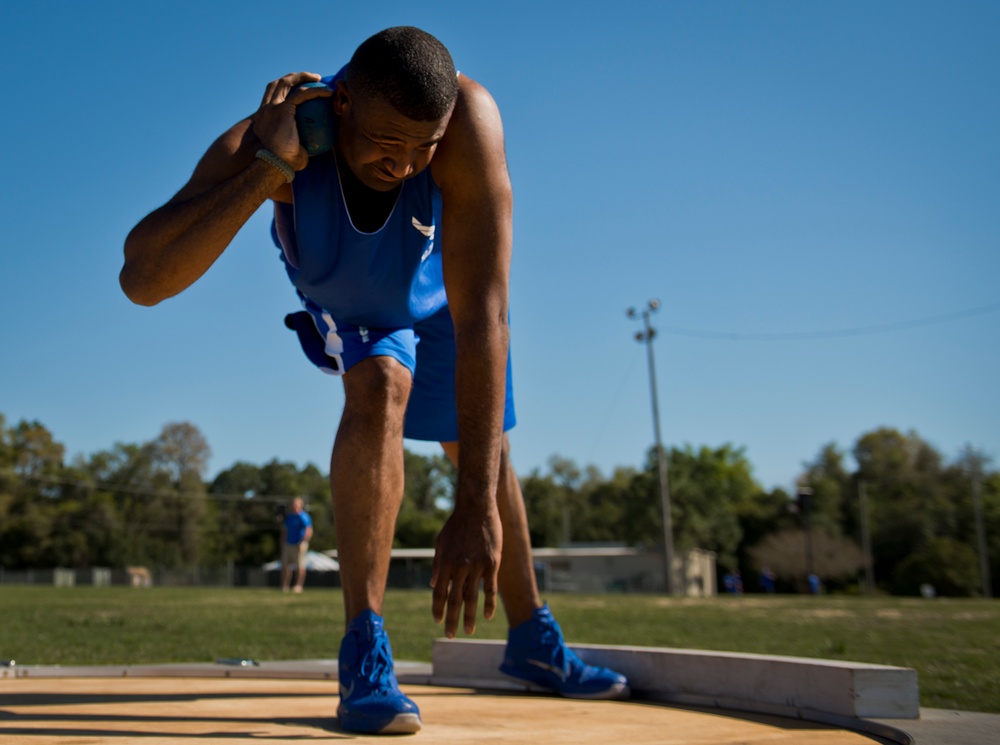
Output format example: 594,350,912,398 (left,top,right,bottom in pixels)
346,26,458,121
